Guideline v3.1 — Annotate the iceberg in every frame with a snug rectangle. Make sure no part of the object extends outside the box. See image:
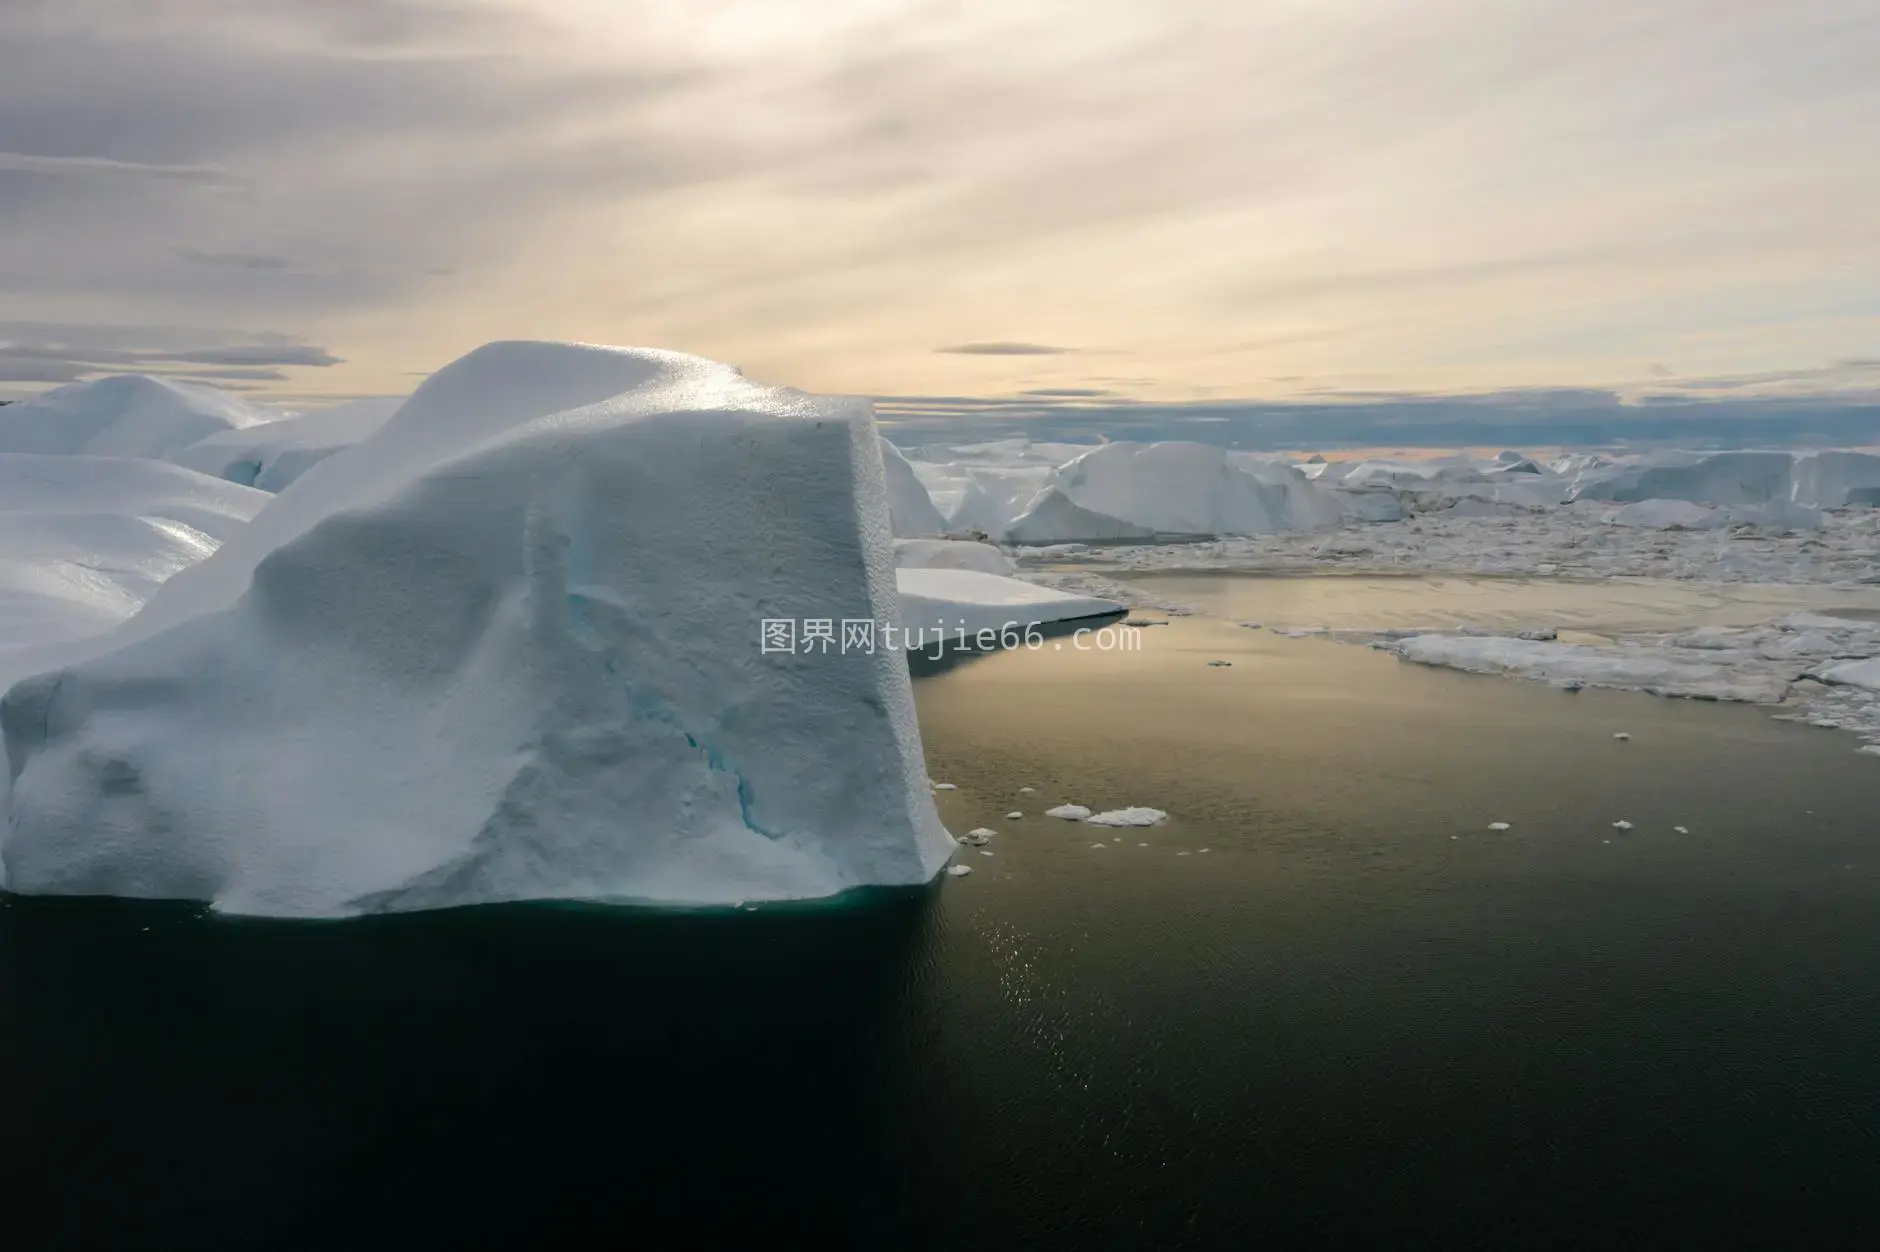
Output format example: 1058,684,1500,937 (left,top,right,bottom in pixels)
1569,450,1794,507
0,375,274,460
1003,486,1157,544
1044,441,1341,537
0,342,953,916
879,438,947,537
